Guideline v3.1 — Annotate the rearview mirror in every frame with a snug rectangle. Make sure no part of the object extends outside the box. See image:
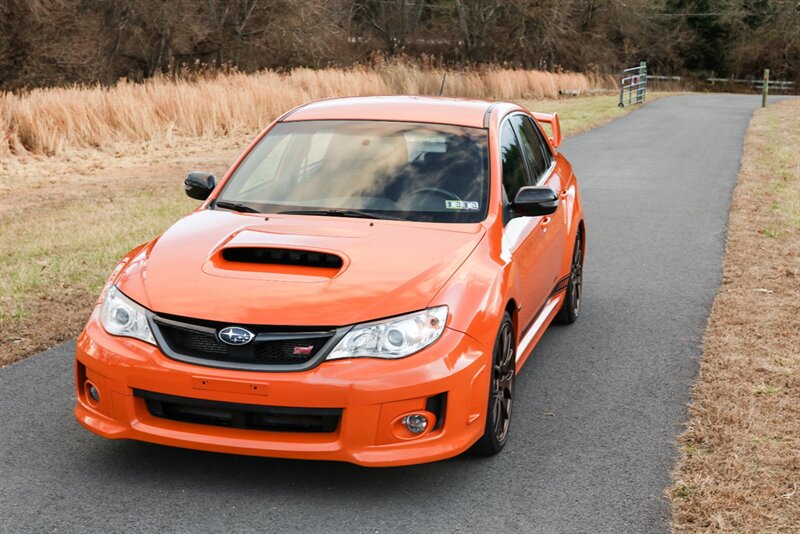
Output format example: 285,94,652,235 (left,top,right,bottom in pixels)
184,171,216,201
512,186,558,217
